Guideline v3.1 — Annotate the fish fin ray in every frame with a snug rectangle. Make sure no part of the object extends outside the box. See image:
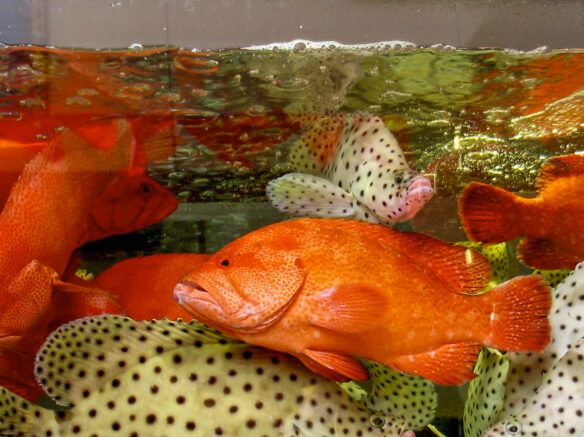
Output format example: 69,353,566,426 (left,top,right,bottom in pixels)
310,219,491,294
459,182,521,244
536,154,584,191
267,173,355,218
309,283,389,333
299,349,369,381
390,342,482,385
518,237,582,270
0,386,39,435
289,115,344,172
485,275,551,352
